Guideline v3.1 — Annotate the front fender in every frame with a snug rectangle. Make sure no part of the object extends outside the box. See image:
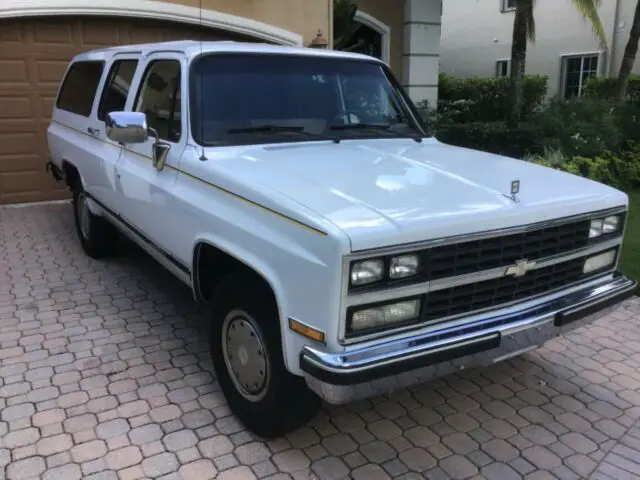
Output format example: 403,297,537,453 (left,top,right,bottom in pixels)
190,227,346,375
